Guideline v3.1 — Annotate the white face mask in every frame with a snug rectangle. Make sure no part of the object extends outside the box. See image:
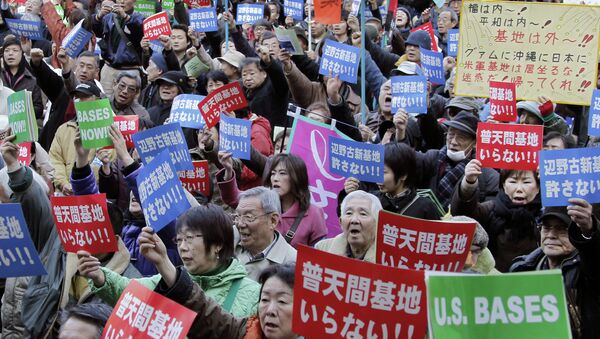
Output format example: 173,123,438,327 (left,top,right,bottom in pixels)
446,144,473,162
